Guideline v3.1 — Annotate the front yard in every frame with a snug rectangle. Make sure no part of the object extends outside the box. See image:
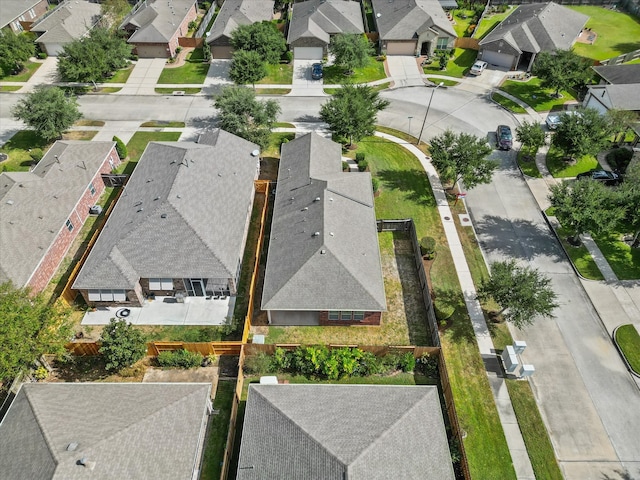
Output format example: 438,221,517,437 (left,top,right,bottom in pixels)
157,48,209,84
322,56,387,84
423,48,477,78
499,77,578,112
